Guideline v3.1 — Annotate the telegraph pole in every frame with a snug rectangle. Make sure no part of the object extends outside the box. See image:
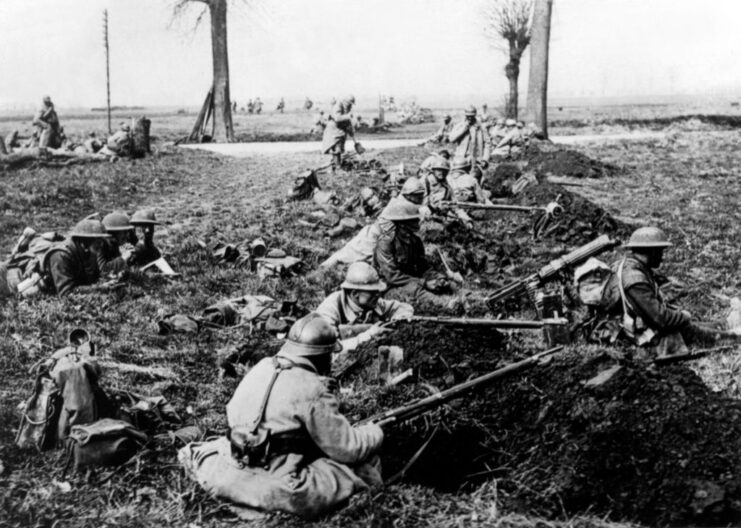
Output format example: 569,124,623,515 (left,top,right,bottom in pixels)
103,9,111,135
